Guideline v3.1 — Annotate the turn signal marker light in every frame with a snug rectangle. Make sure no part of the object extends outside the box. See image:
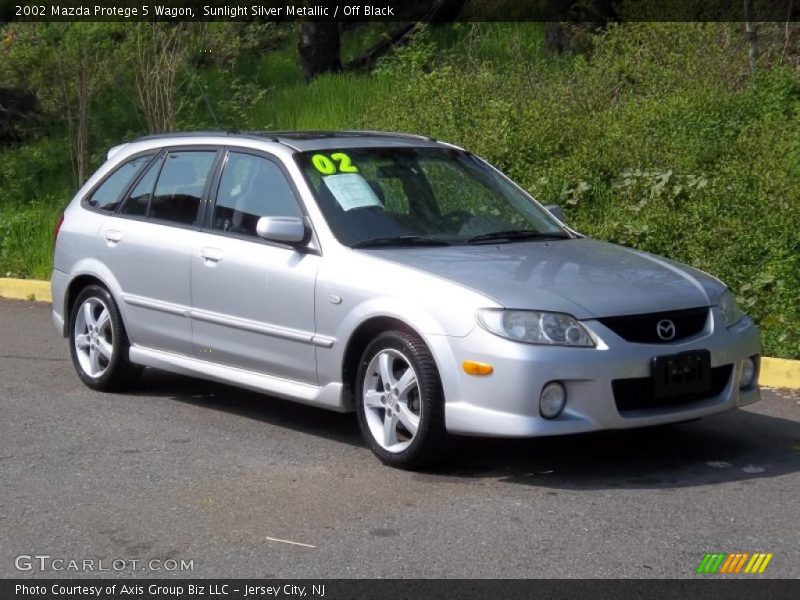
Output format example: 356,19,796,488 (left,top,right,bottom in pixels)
462,361,494,376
